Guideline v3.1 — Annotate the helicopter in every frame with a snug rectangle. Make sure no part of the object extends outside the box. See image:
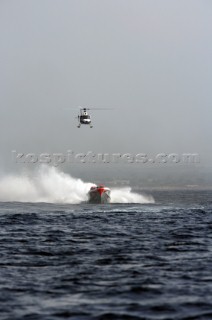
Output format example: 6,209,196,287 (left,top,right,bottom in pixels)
76,107,112,128
77,108,93,128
